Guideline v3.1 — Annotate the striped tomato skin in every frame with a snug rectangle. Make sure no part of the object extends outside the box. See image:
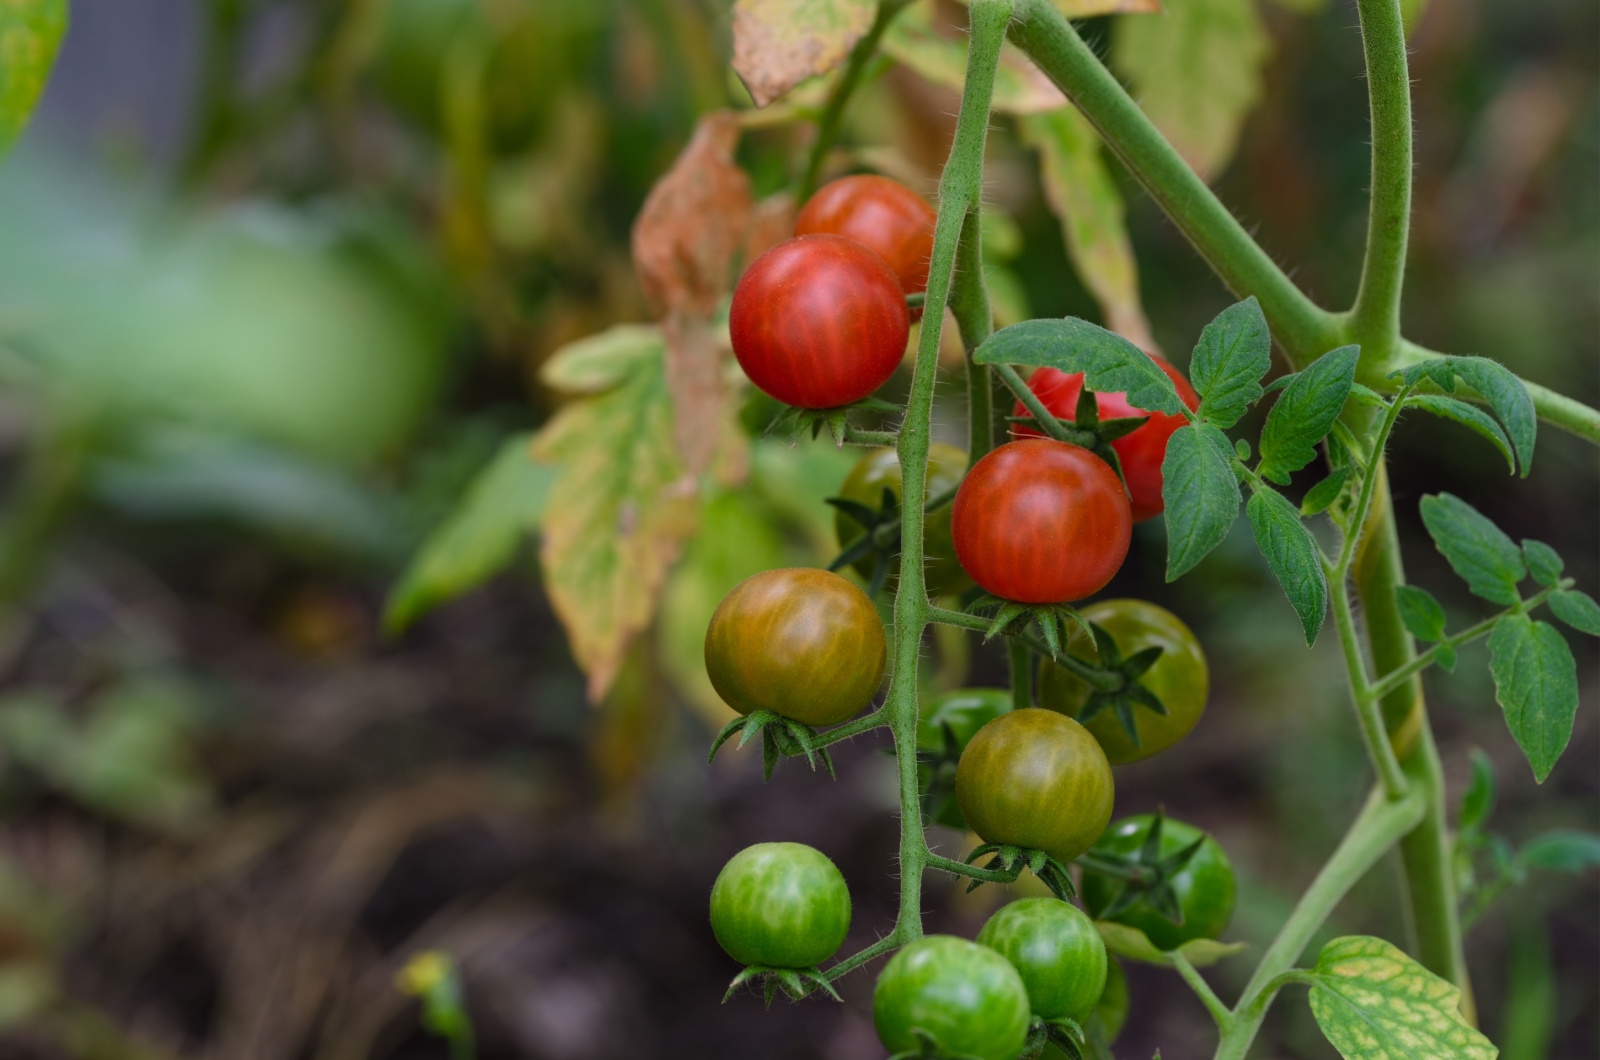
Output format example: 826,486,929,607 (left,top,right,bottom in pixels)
704,568,886,727
794,175,936,298
955,709,1115,863
729,235,908,409
950,439,1132,604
